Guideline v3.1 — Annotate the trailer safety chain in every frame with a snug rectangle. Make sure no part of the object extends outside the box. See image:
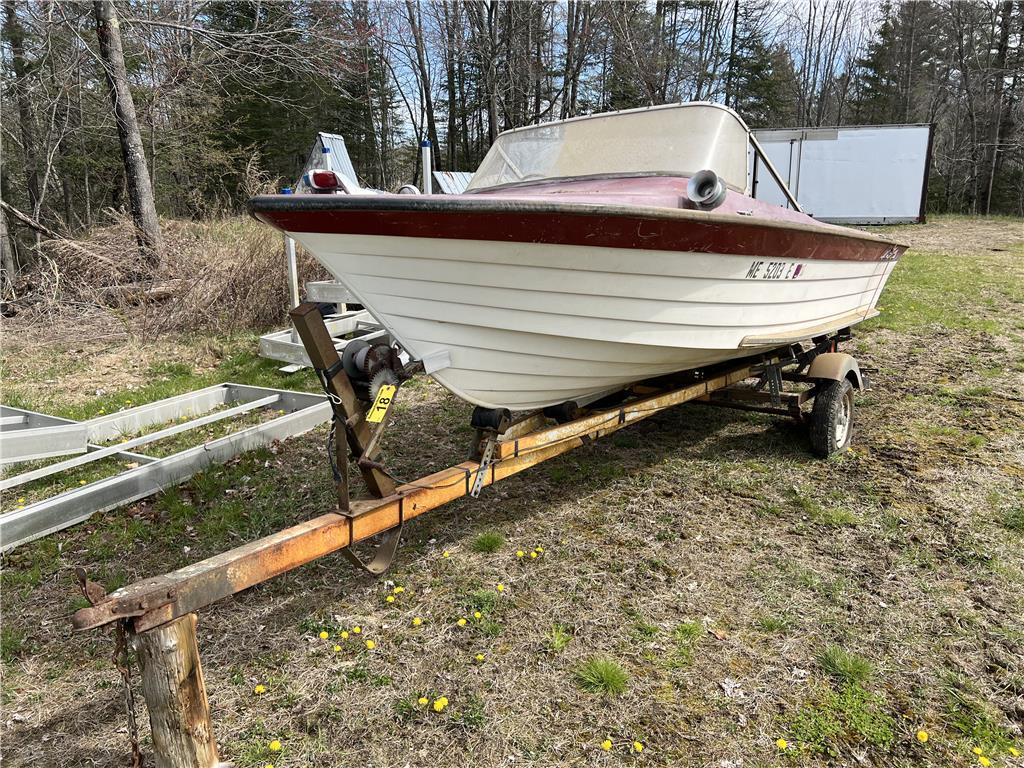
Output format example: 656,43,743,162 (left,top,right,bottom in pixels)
113,619,143,768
